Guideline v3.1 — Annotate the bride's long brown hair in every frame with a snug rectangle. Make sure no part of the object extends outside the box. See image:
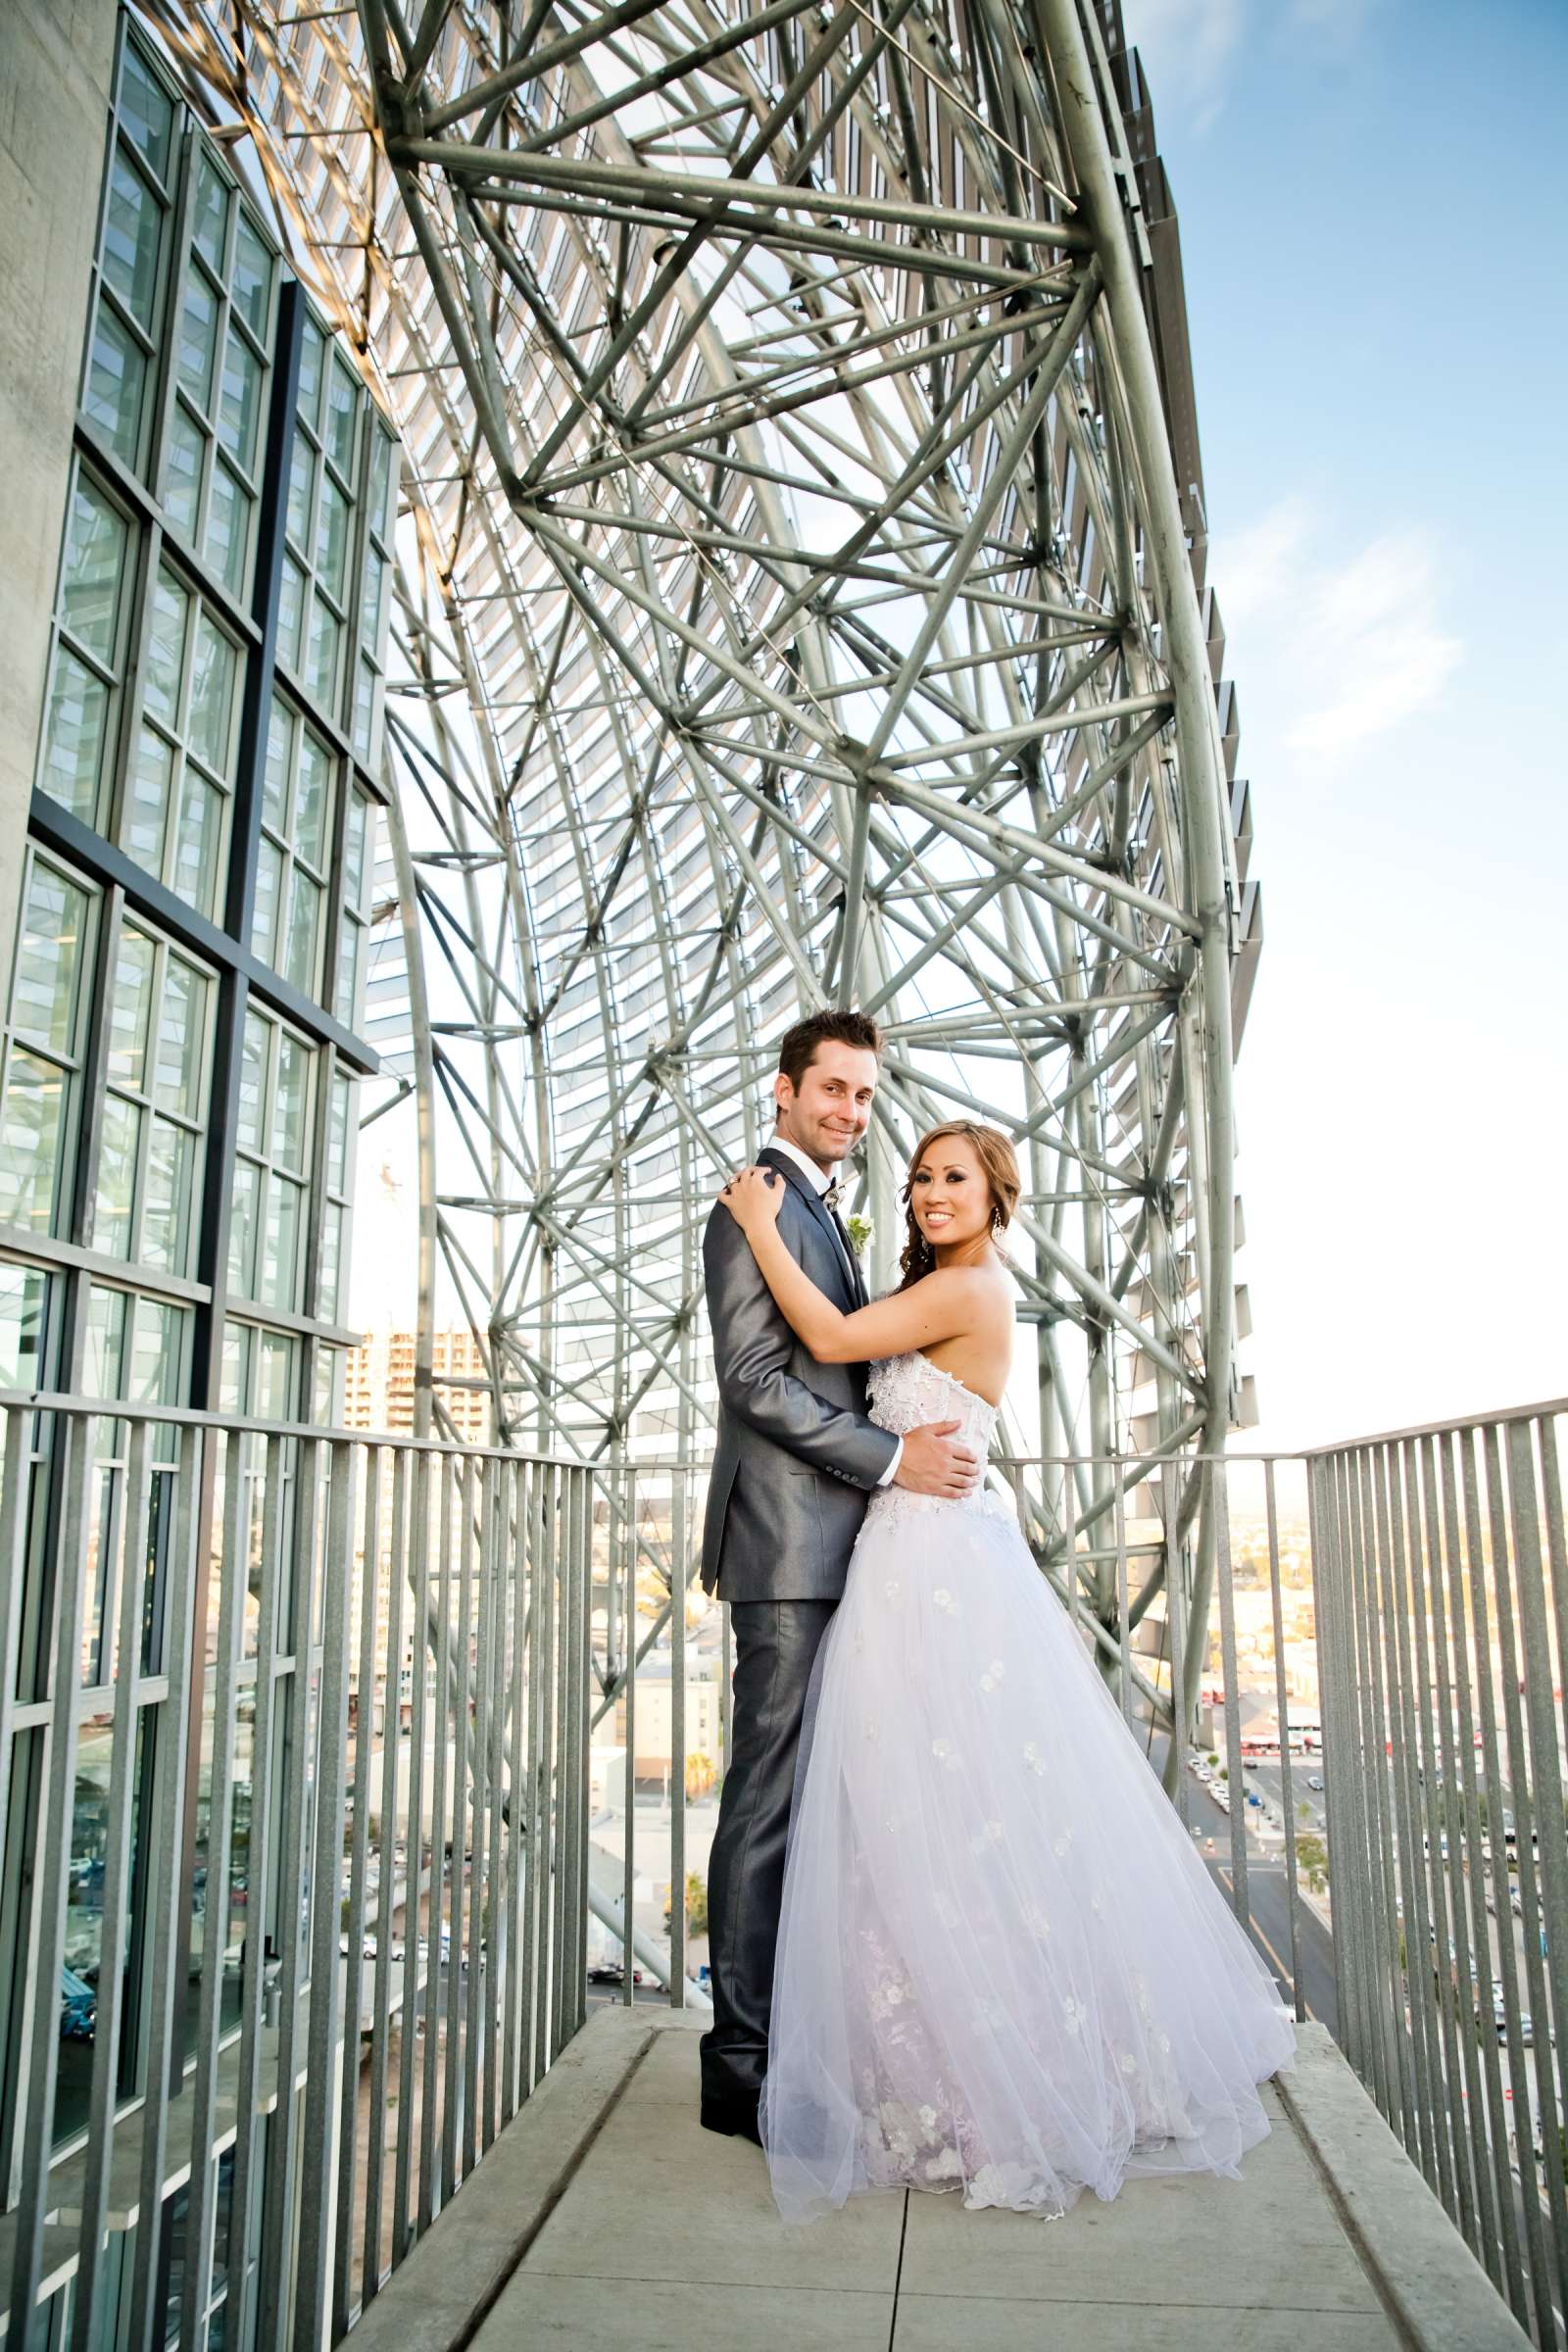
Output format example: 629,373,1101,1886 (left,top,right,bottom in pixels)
896,1121,1021,1291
